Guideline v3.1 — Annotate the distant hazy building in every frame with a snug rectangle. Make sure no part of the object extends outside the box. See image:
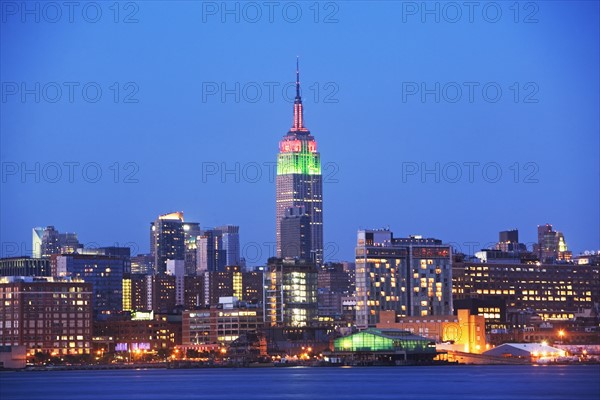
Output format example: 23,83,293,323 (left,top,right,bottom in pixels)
280,206,311,260
355,229,453,328
33,226,81,258
265,257,318,327
0,276,93,355
534,224,572,263
0,257,50,277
